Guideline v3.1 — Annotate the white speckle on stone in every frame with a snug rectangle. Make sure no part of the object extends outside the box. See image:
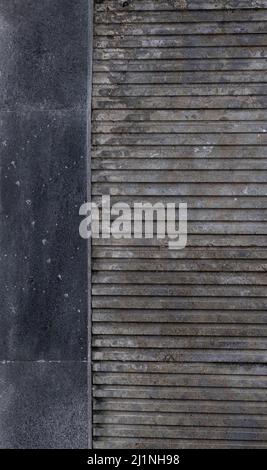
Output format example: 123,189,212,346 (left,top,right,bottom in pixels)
64,293,69,298
57,274,62,280
26,199,32,206
15,180,21,186
42,239,48,246
46,258,51,264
